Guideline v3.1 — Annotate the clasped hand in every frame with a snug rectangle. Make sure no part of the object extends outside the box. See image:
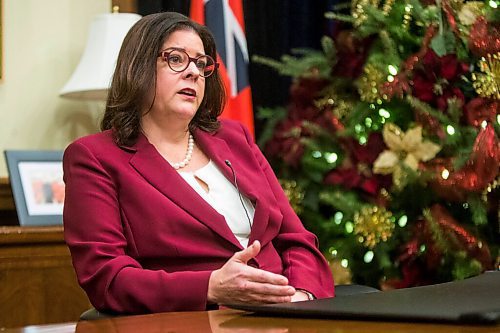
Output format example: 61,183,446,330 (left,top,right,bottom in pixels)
208,240,309,305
